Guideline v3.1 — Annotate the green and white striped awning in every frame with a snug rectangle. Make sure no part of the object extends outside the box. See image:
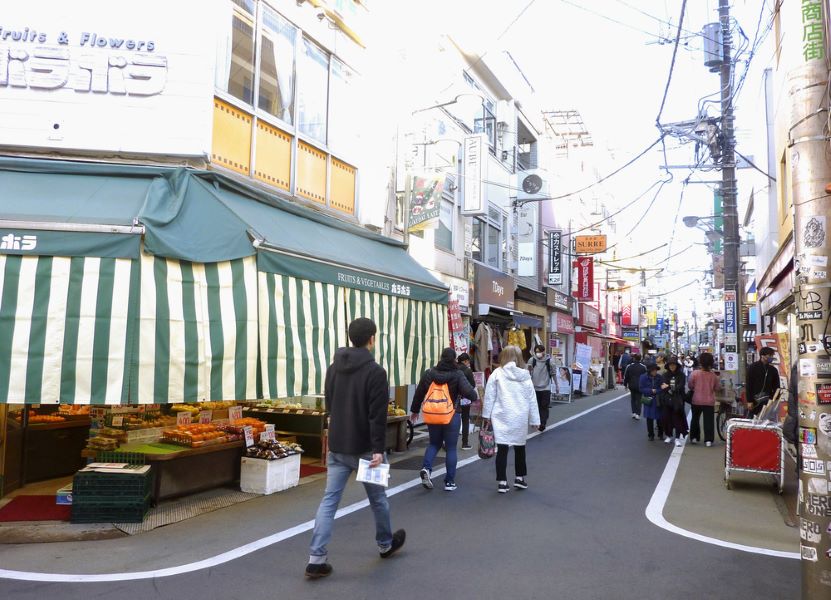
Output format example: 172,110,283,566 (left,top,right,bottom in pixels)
0,254,136,404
